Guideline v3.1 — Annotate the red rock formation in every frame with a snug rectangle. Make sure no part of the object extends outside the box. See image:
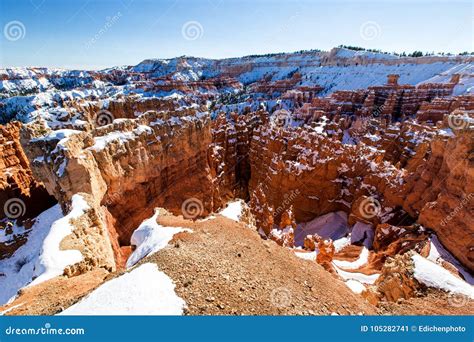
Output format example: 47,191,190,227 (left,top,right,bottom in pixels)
374,253,419,302
296,74,463,124
316,237,336,273
416,94,474,123
0,122,56,221
401,129,474,270
21,109,222,270
23,109,215,242
209,110,267,207
244,105,473,273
